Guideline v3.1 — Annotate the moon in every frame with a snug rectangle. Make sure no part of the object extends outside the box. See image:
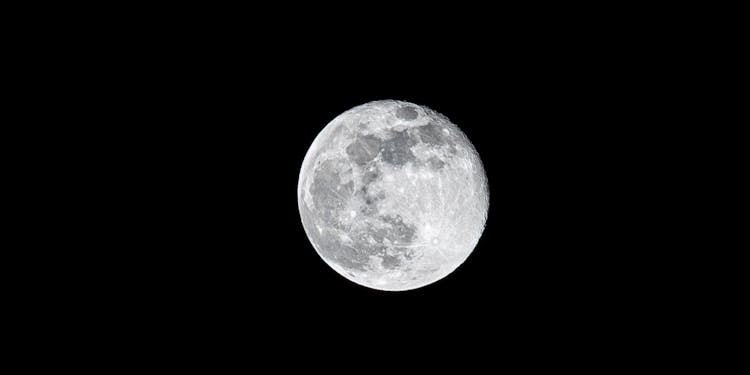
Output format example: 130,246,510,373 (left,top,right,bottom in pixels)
298,100,488,291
